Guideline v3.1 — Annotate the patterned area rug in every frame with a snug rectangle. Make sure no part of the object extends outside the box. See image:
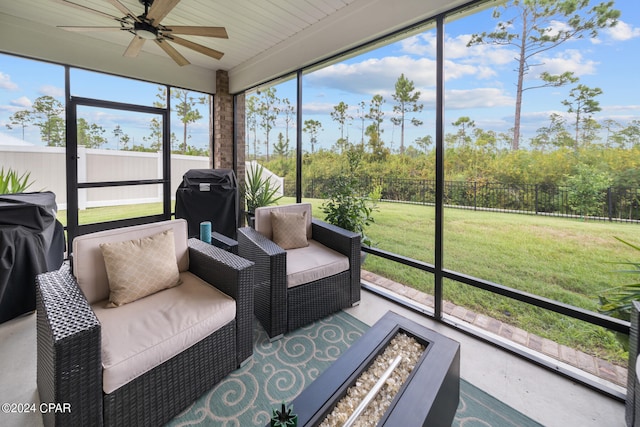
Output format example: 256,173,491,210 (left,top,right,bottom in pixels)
455,379,543,427
167,311,542,426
